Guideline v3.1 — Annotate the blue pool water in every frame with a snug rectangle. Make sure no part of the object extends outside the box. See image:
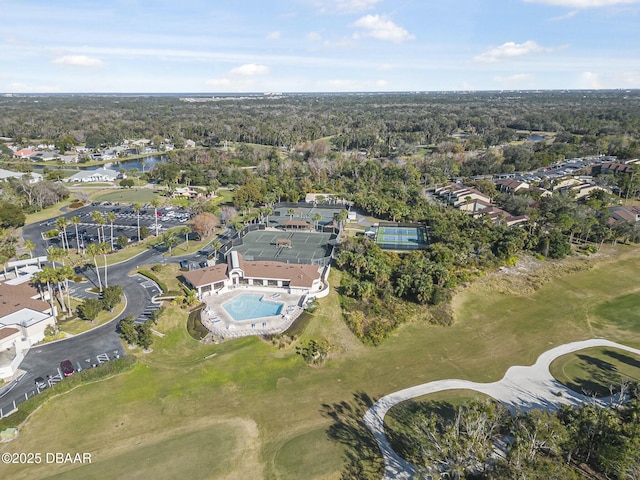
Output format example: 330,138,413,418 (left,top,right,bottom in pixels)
223,294,284,321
